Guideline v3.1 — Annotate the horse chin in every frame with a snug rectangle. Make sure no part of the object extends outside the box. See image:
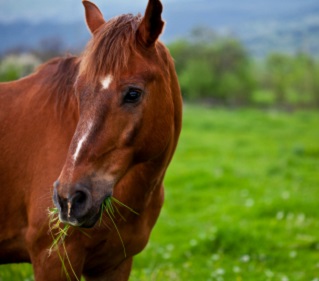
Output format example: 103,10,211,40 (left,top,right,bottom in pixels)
77,211,101,228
